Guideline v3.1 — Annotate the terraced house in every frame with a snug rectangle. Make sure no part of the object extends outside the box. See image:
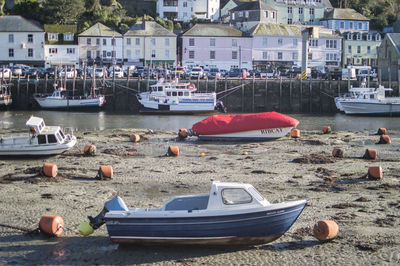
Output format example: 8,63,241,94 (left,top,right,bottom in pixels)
44,25,78,68
156,0,220,22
